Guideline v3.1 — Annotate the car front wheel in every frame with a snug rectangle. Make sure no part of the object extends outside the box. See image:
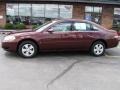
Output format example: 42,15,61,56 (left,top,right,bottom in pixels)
90,41,105,56
18,41,38,58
